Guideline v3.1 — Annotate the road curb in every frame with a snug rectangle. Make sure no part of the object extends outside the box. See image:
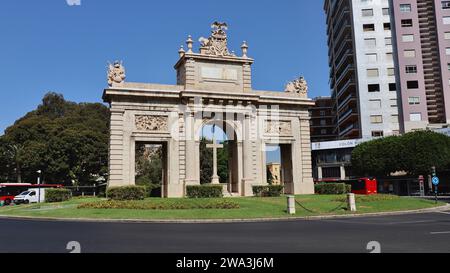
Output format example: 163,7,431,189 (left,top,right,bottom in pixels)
0,204,448,224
